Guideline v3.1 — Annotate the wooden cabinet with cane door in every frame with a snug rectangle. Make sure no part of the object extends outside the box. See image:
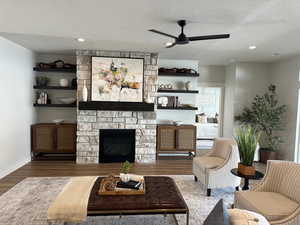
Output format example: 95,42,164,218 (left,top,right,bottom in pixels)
157,125,196,155
31,123,76,156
